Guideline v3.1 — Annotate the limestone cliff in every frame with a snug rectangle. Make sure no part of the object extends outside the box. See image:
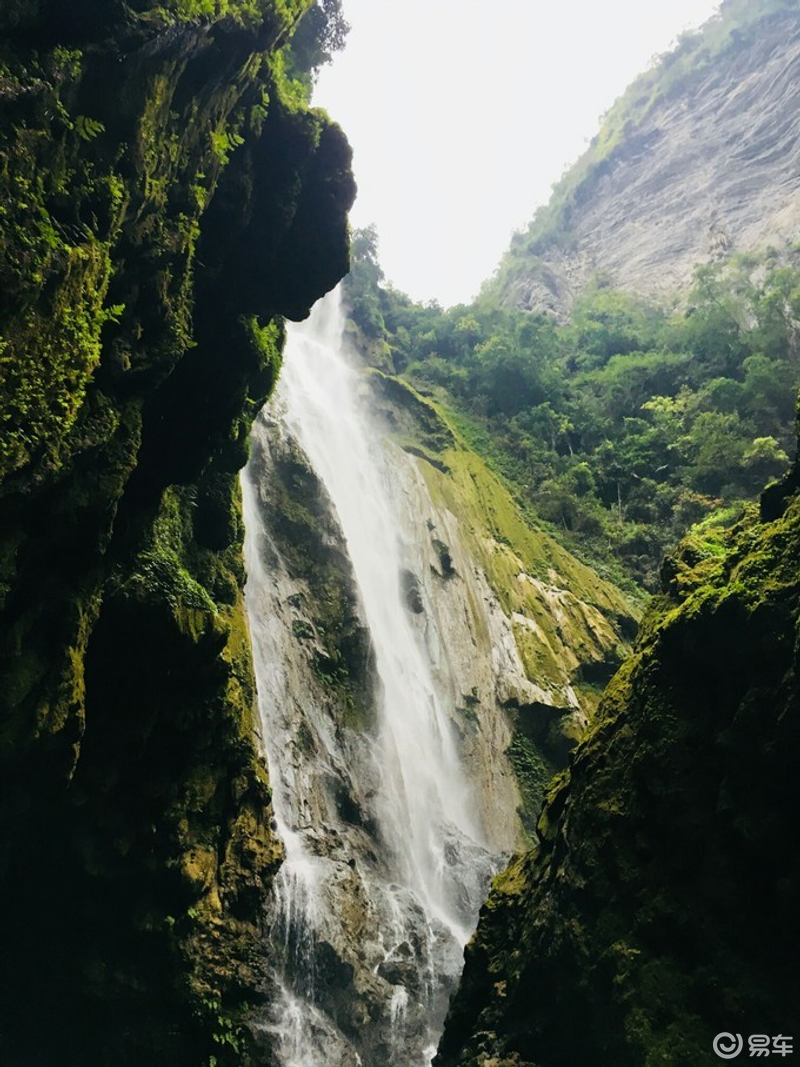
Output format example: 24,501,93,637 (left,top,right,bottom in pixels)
495,0,800,316
364,371,638,836
240,313,638,1062
0,3,354,1063
435,452,800,1065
